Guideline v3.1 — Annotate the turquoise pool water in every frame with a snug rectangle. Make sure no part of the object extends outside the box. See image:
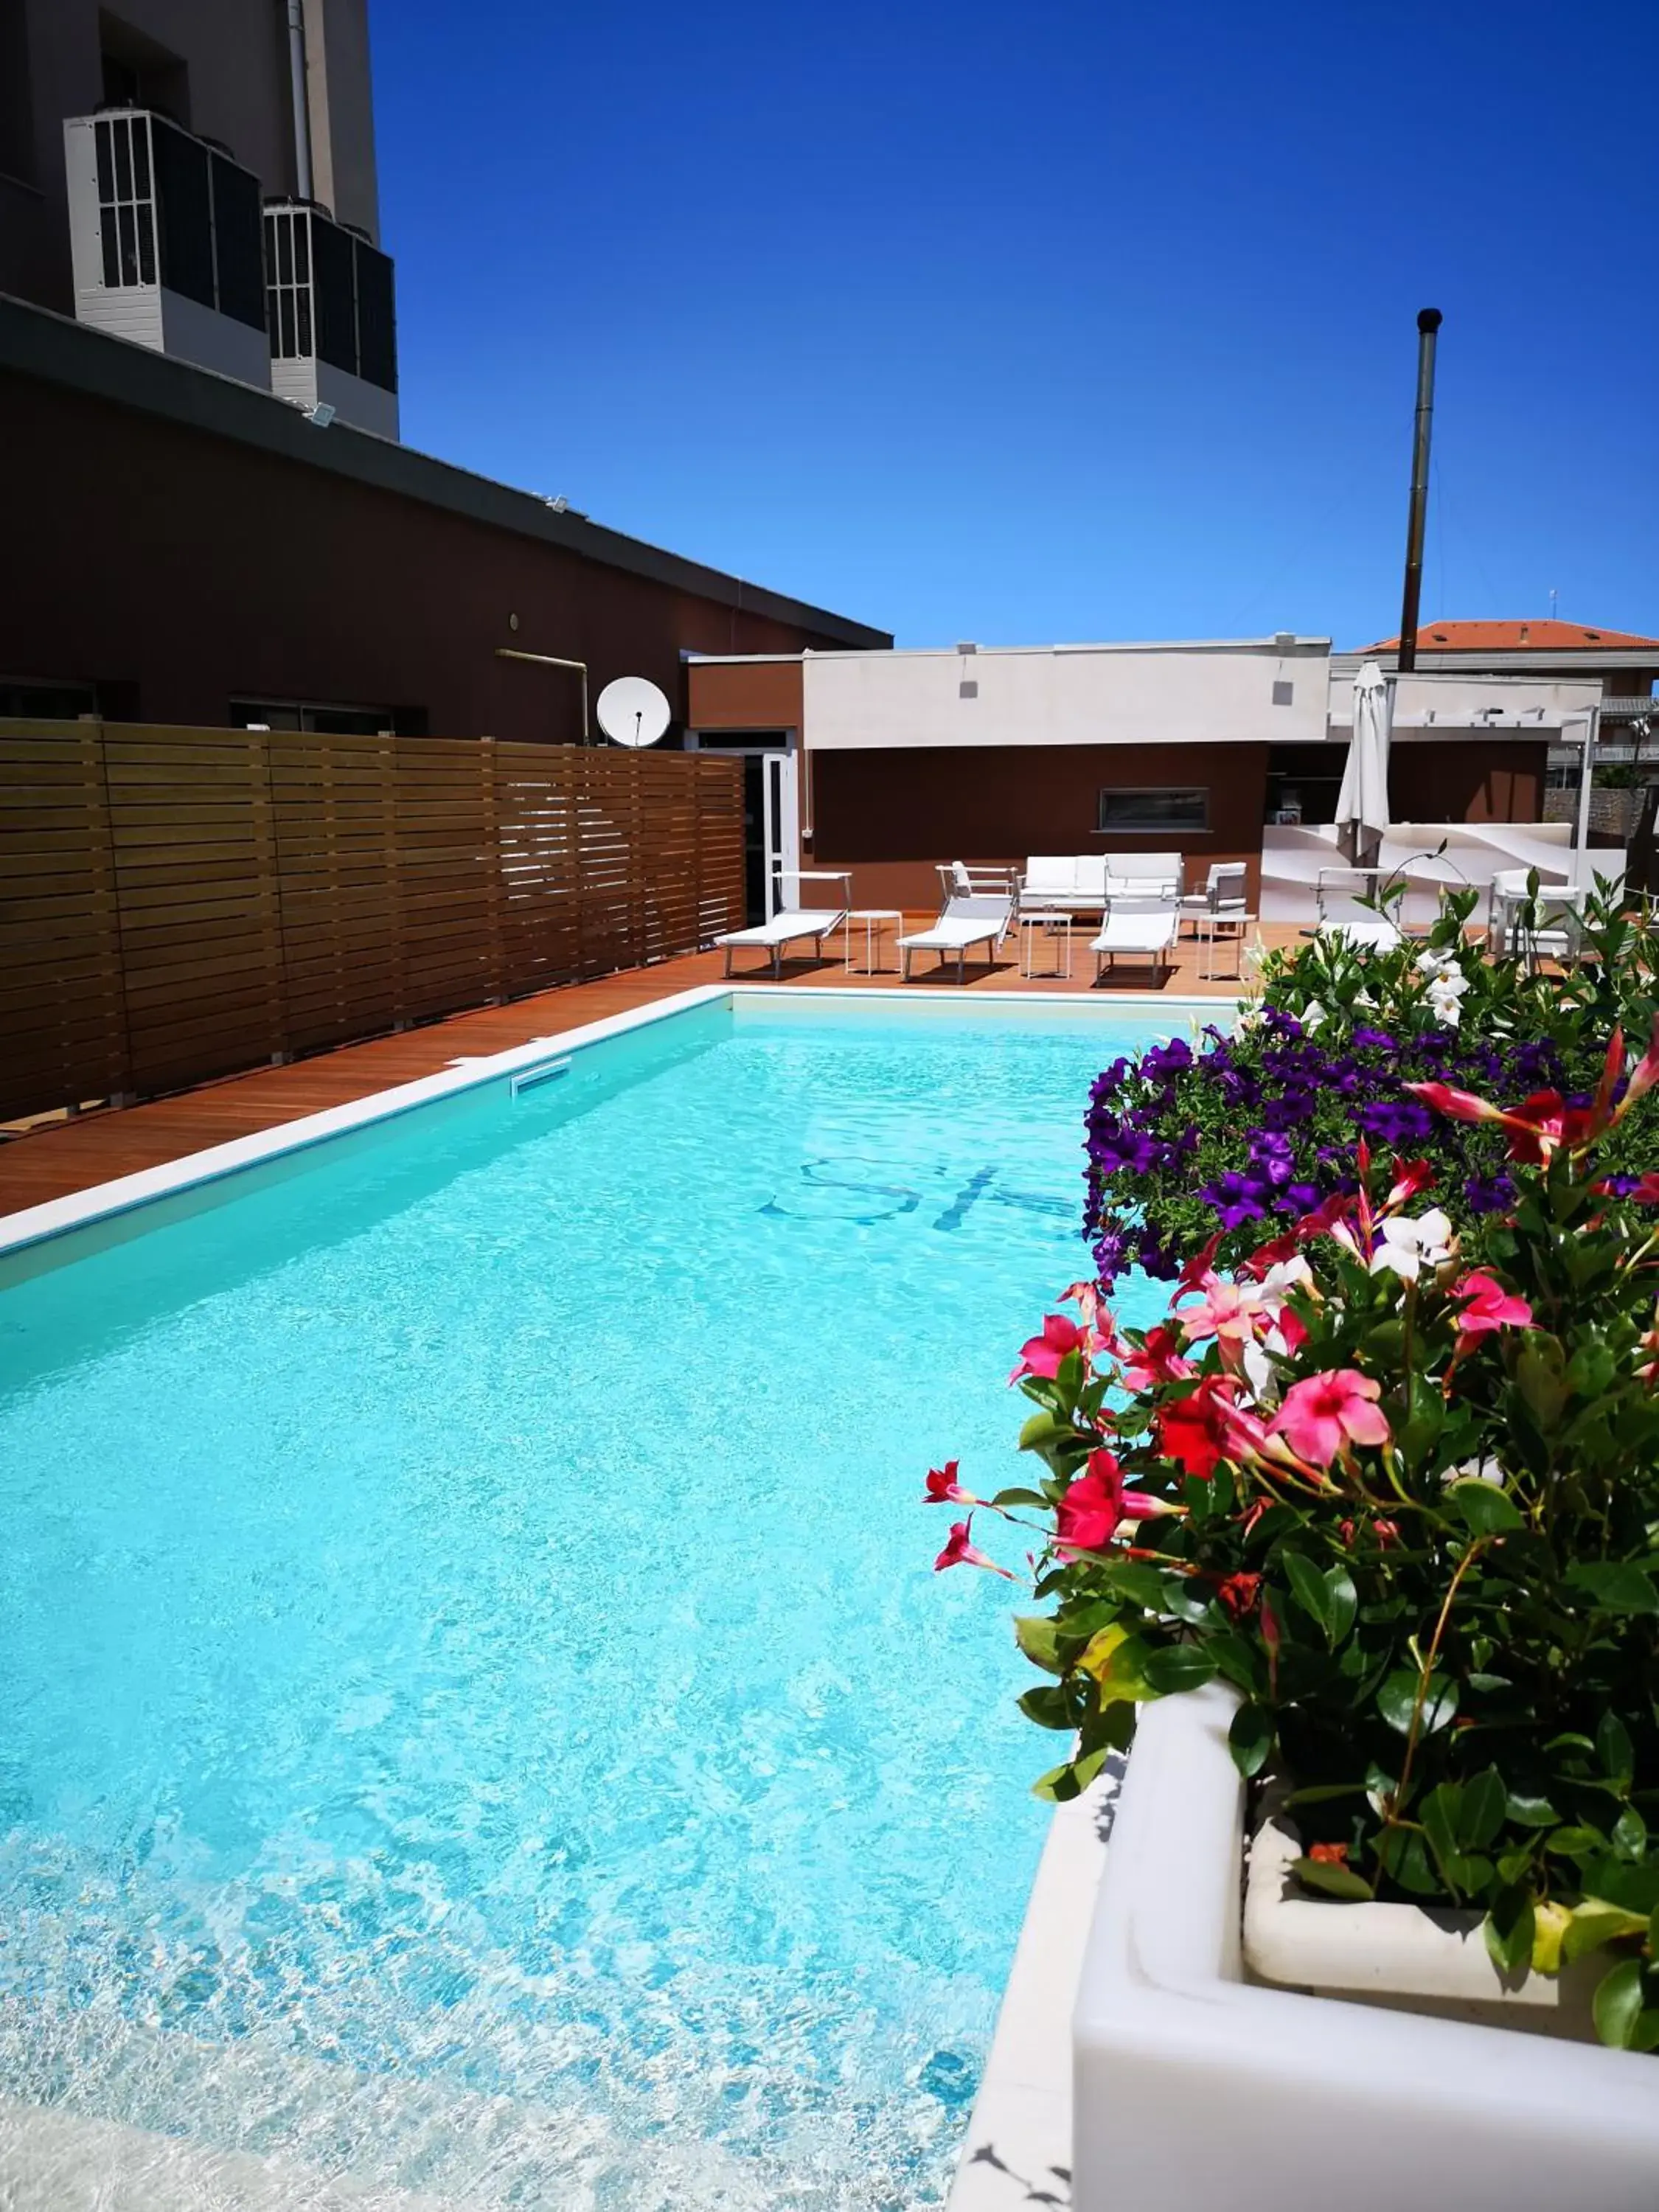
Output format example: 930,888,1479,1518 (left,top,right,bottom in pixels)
0,995,1183,2210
